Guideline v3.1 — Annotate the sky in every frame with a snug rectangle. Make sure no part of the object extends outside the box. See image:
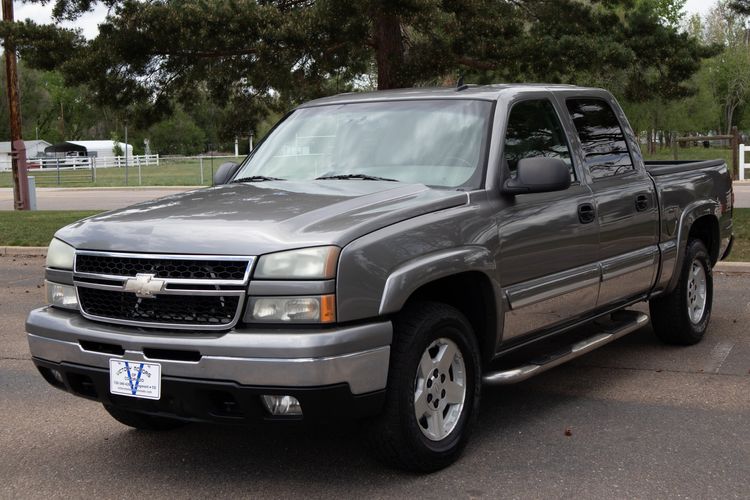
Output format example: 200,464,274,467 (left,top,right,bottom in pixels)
14,2,111,39
684,0,715,18
8,0,721,40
